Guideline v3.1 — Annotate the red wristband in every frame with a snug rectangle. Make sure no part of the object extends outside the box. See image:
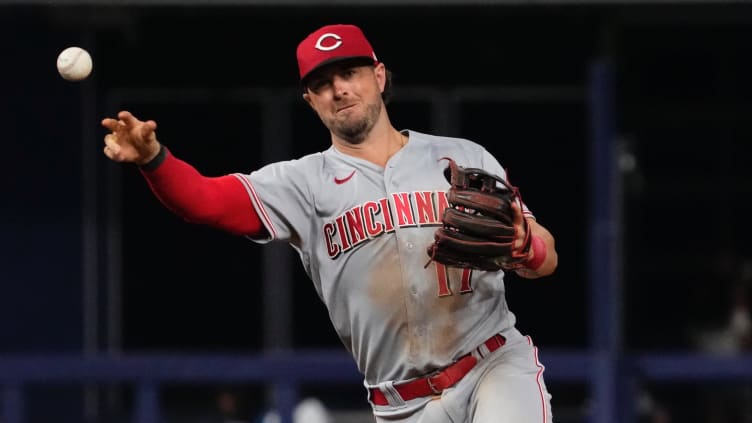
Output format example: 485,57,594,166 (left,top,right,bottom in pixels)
524,235,547,271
